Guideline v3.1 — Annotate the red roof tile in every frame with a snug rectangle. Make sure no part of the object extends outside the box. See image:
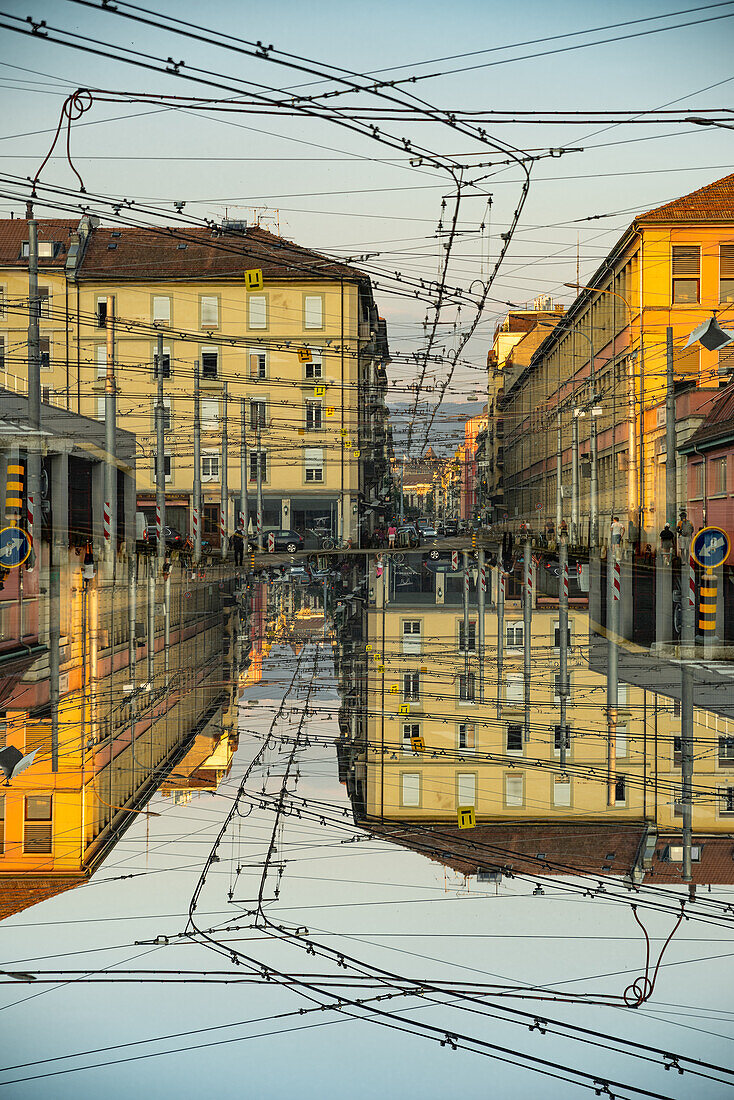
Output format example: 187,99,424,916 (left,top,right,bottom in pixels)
0,874,82,922
78,224,366,283
684,383,734,450
0,219,77,267
639,172,734,223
